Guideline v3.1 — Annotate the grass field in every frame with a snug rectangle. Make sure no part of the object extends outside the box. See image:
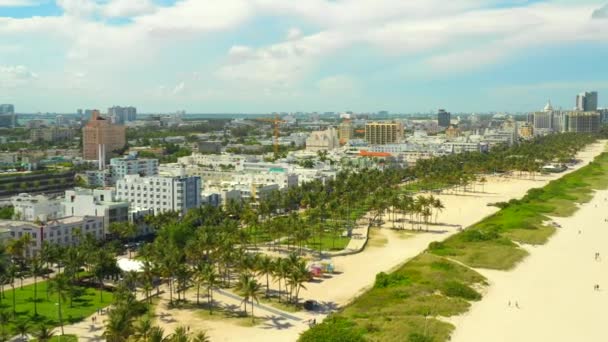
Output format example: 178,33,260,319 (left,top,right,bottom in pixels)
0,279,113,336
301,150,608,342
